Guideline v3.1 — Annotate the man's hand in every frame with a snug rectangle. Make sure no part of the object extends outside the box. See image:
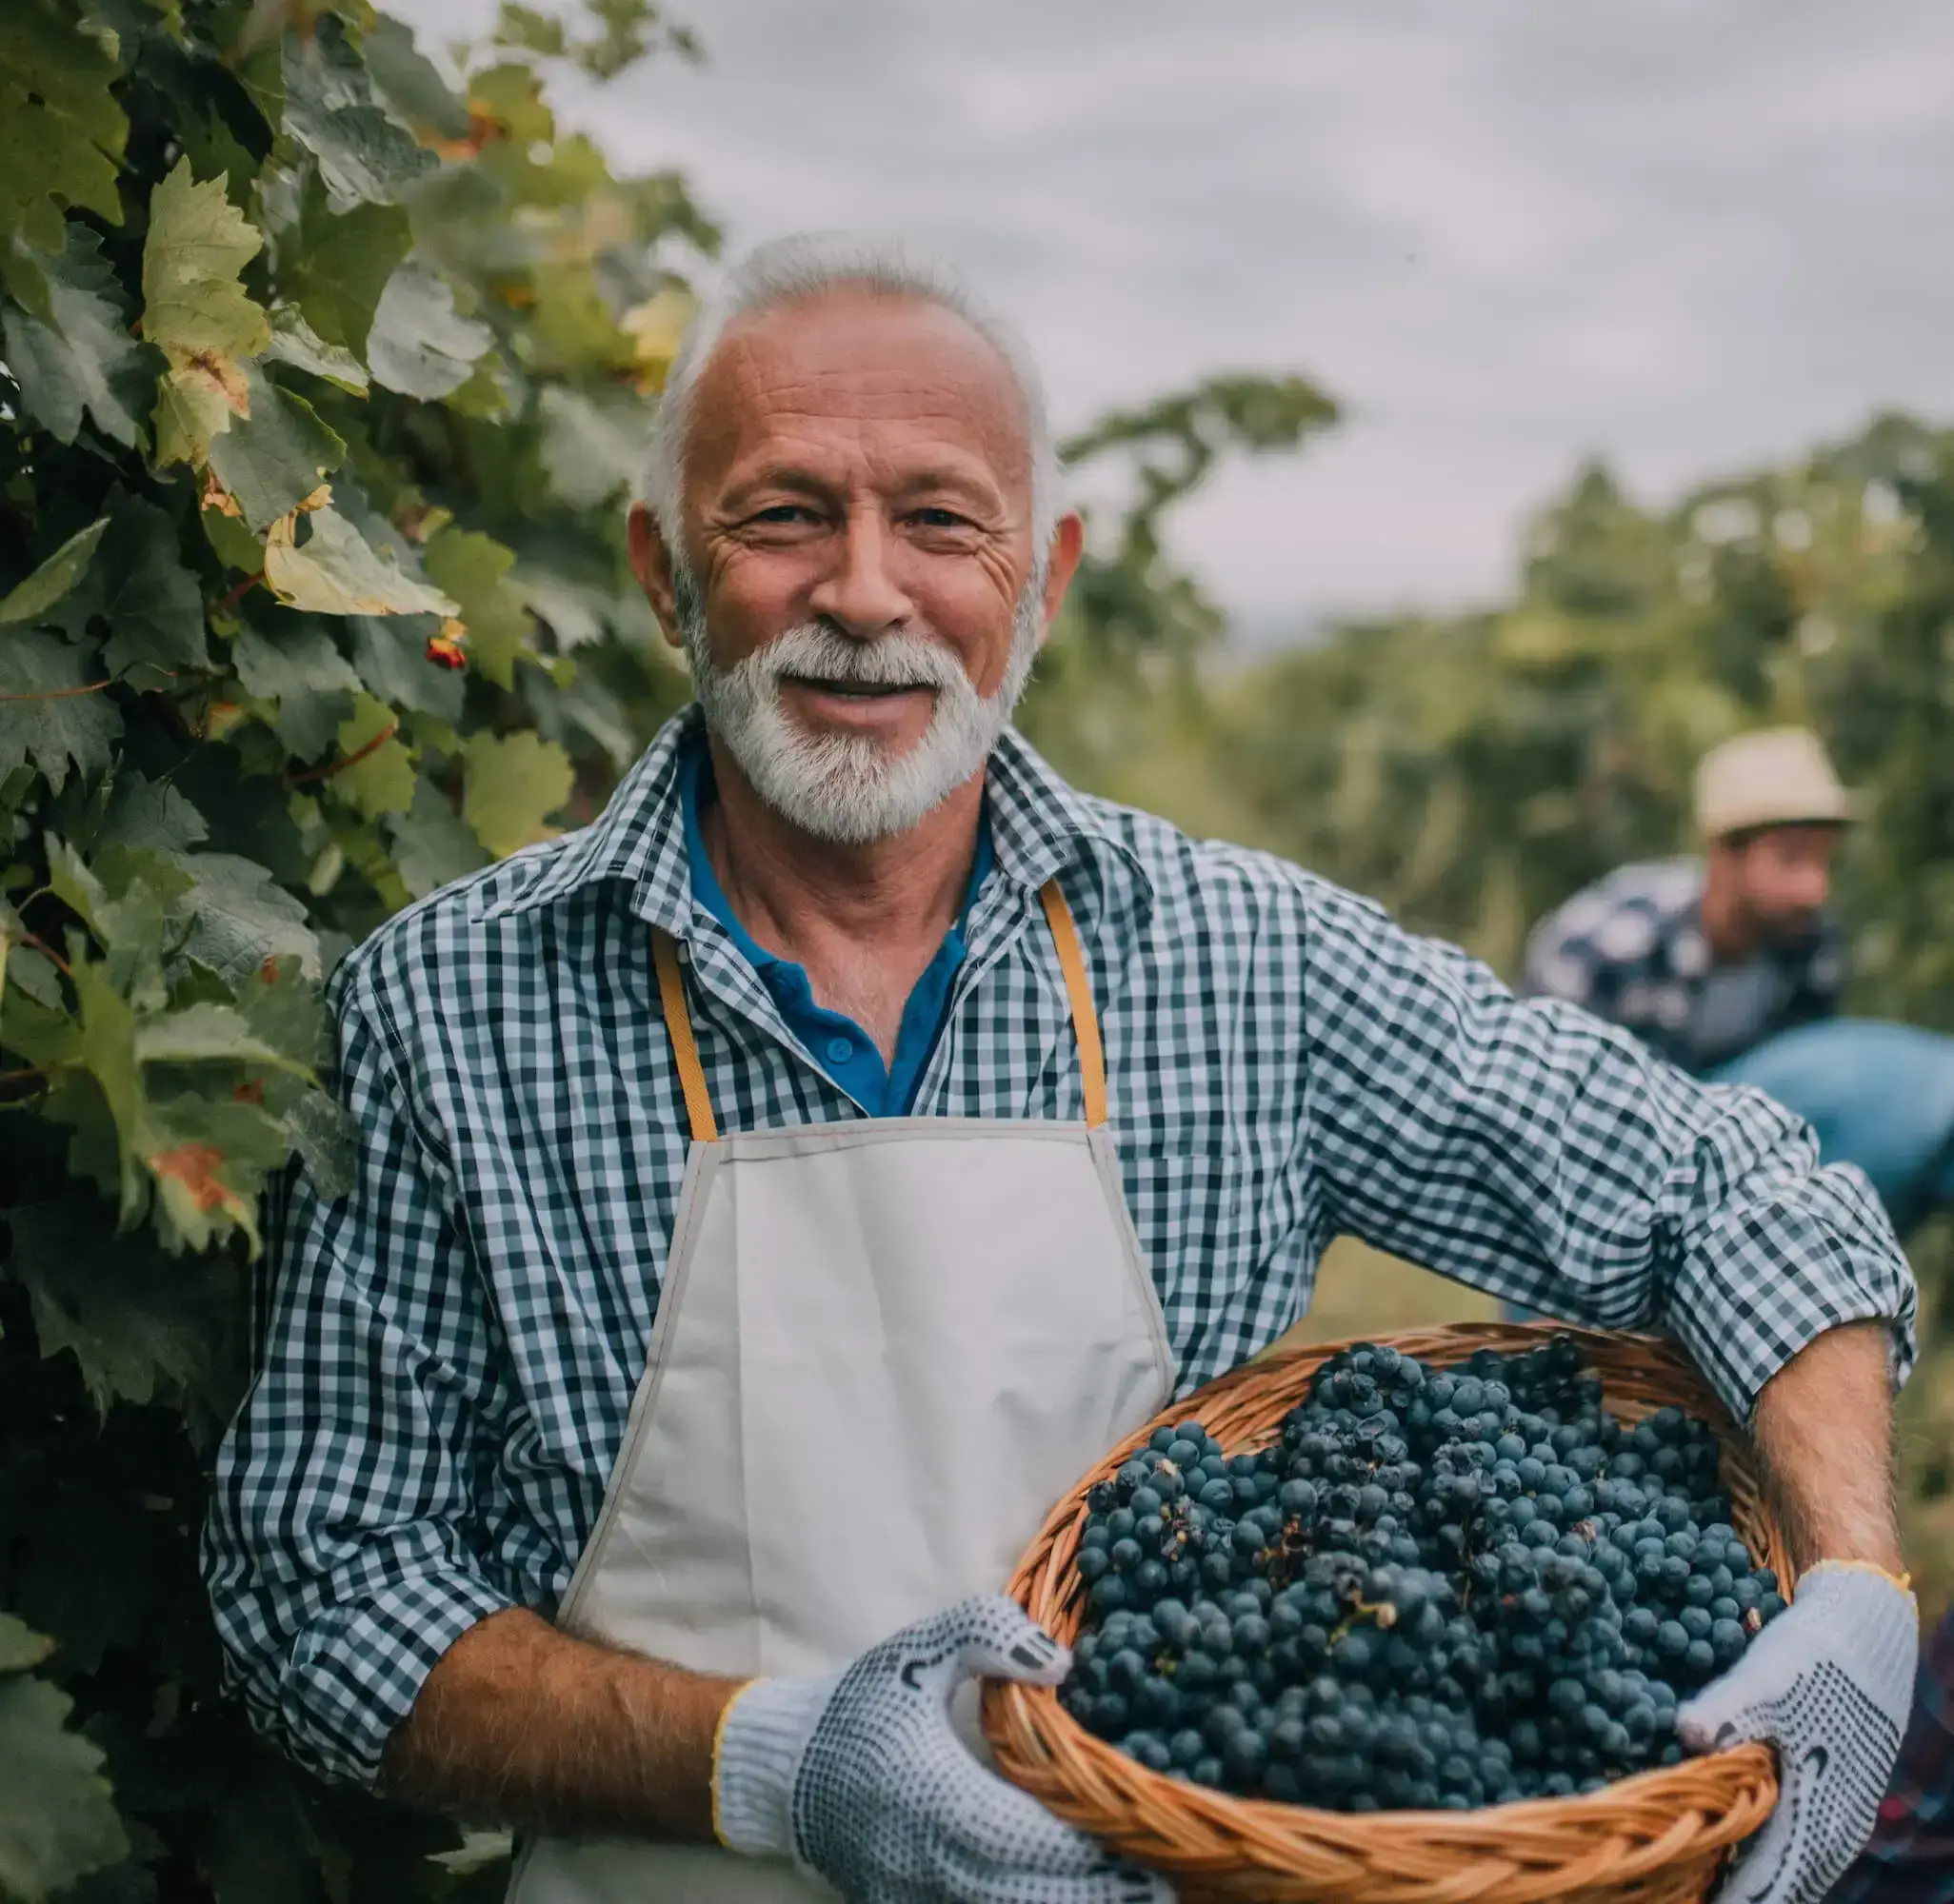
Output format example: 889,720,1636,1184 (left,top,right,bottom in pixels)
1679,1562,1917,1904
714,1595,1171,1904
